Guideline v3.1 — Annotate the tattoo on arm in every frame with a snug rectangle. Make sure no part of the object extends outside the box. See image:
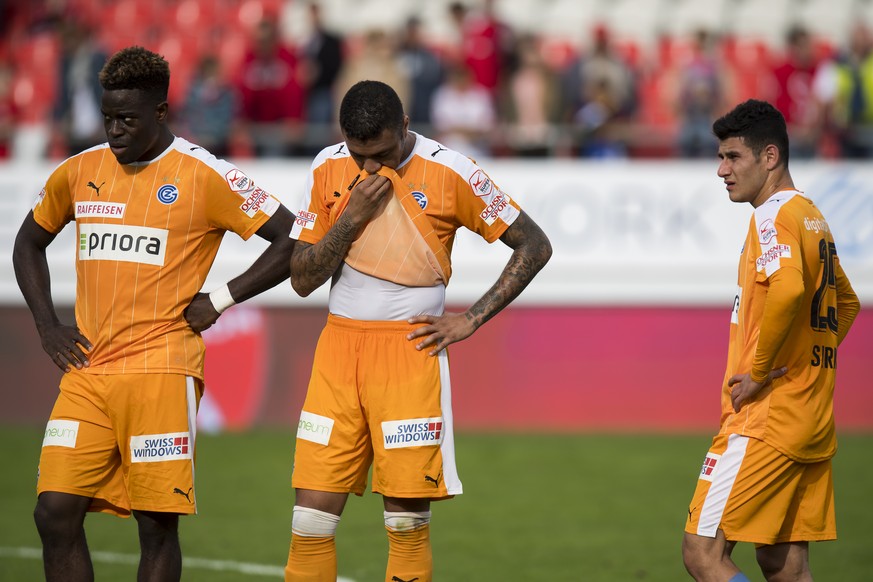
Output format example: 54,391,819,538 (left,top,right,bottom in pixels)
290,216,362,295
466,212,552,328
